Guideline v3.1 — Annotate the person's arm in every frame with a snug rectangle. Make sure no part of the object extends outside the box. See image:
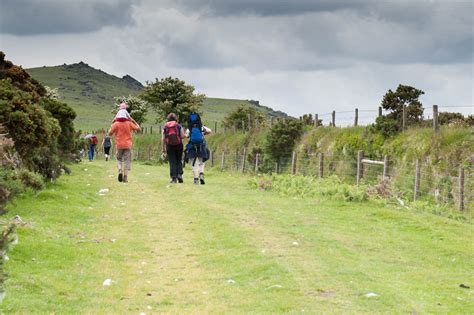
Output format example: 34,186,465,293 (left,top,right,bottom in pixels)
130,121,141,132
128,113,139,126
161,127,166,153
202,126,212,135
108,124,116,136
